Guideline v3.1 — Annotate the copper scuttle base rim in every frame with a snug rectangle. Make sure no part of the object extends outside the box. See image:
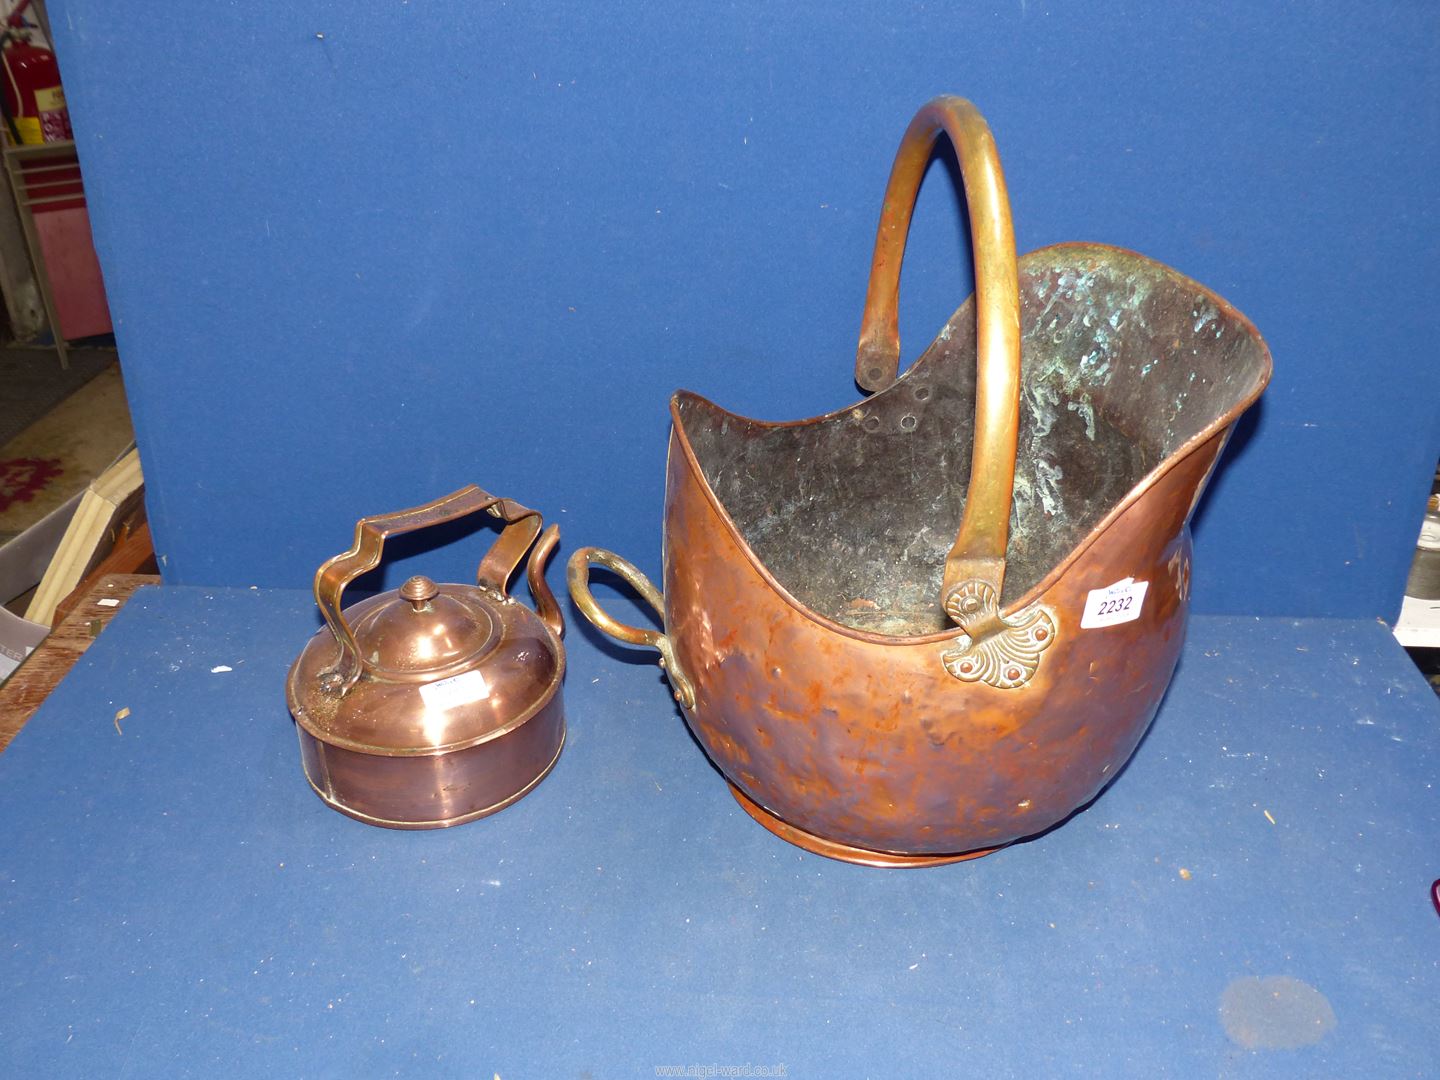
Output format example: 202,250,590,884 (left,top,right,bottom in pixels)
727,783,1001,868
